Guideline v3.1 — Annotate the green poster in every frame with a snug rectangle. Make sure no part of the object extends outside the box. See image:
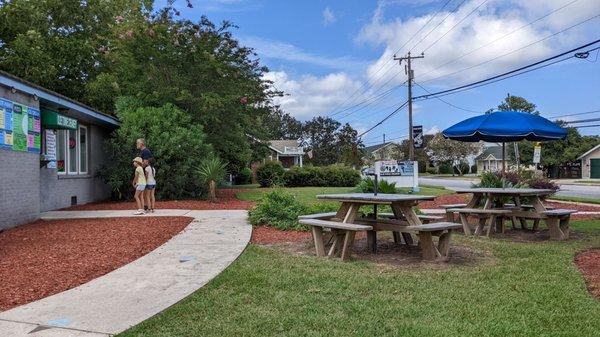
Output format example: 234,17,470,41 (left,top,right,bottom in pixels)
12,104,27,152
